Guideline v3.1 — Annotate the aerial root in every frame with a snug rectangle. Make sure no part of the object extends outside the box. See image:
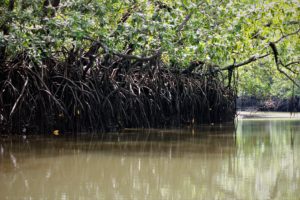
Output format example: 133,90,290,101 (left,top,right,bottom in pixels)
0,52,236,134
